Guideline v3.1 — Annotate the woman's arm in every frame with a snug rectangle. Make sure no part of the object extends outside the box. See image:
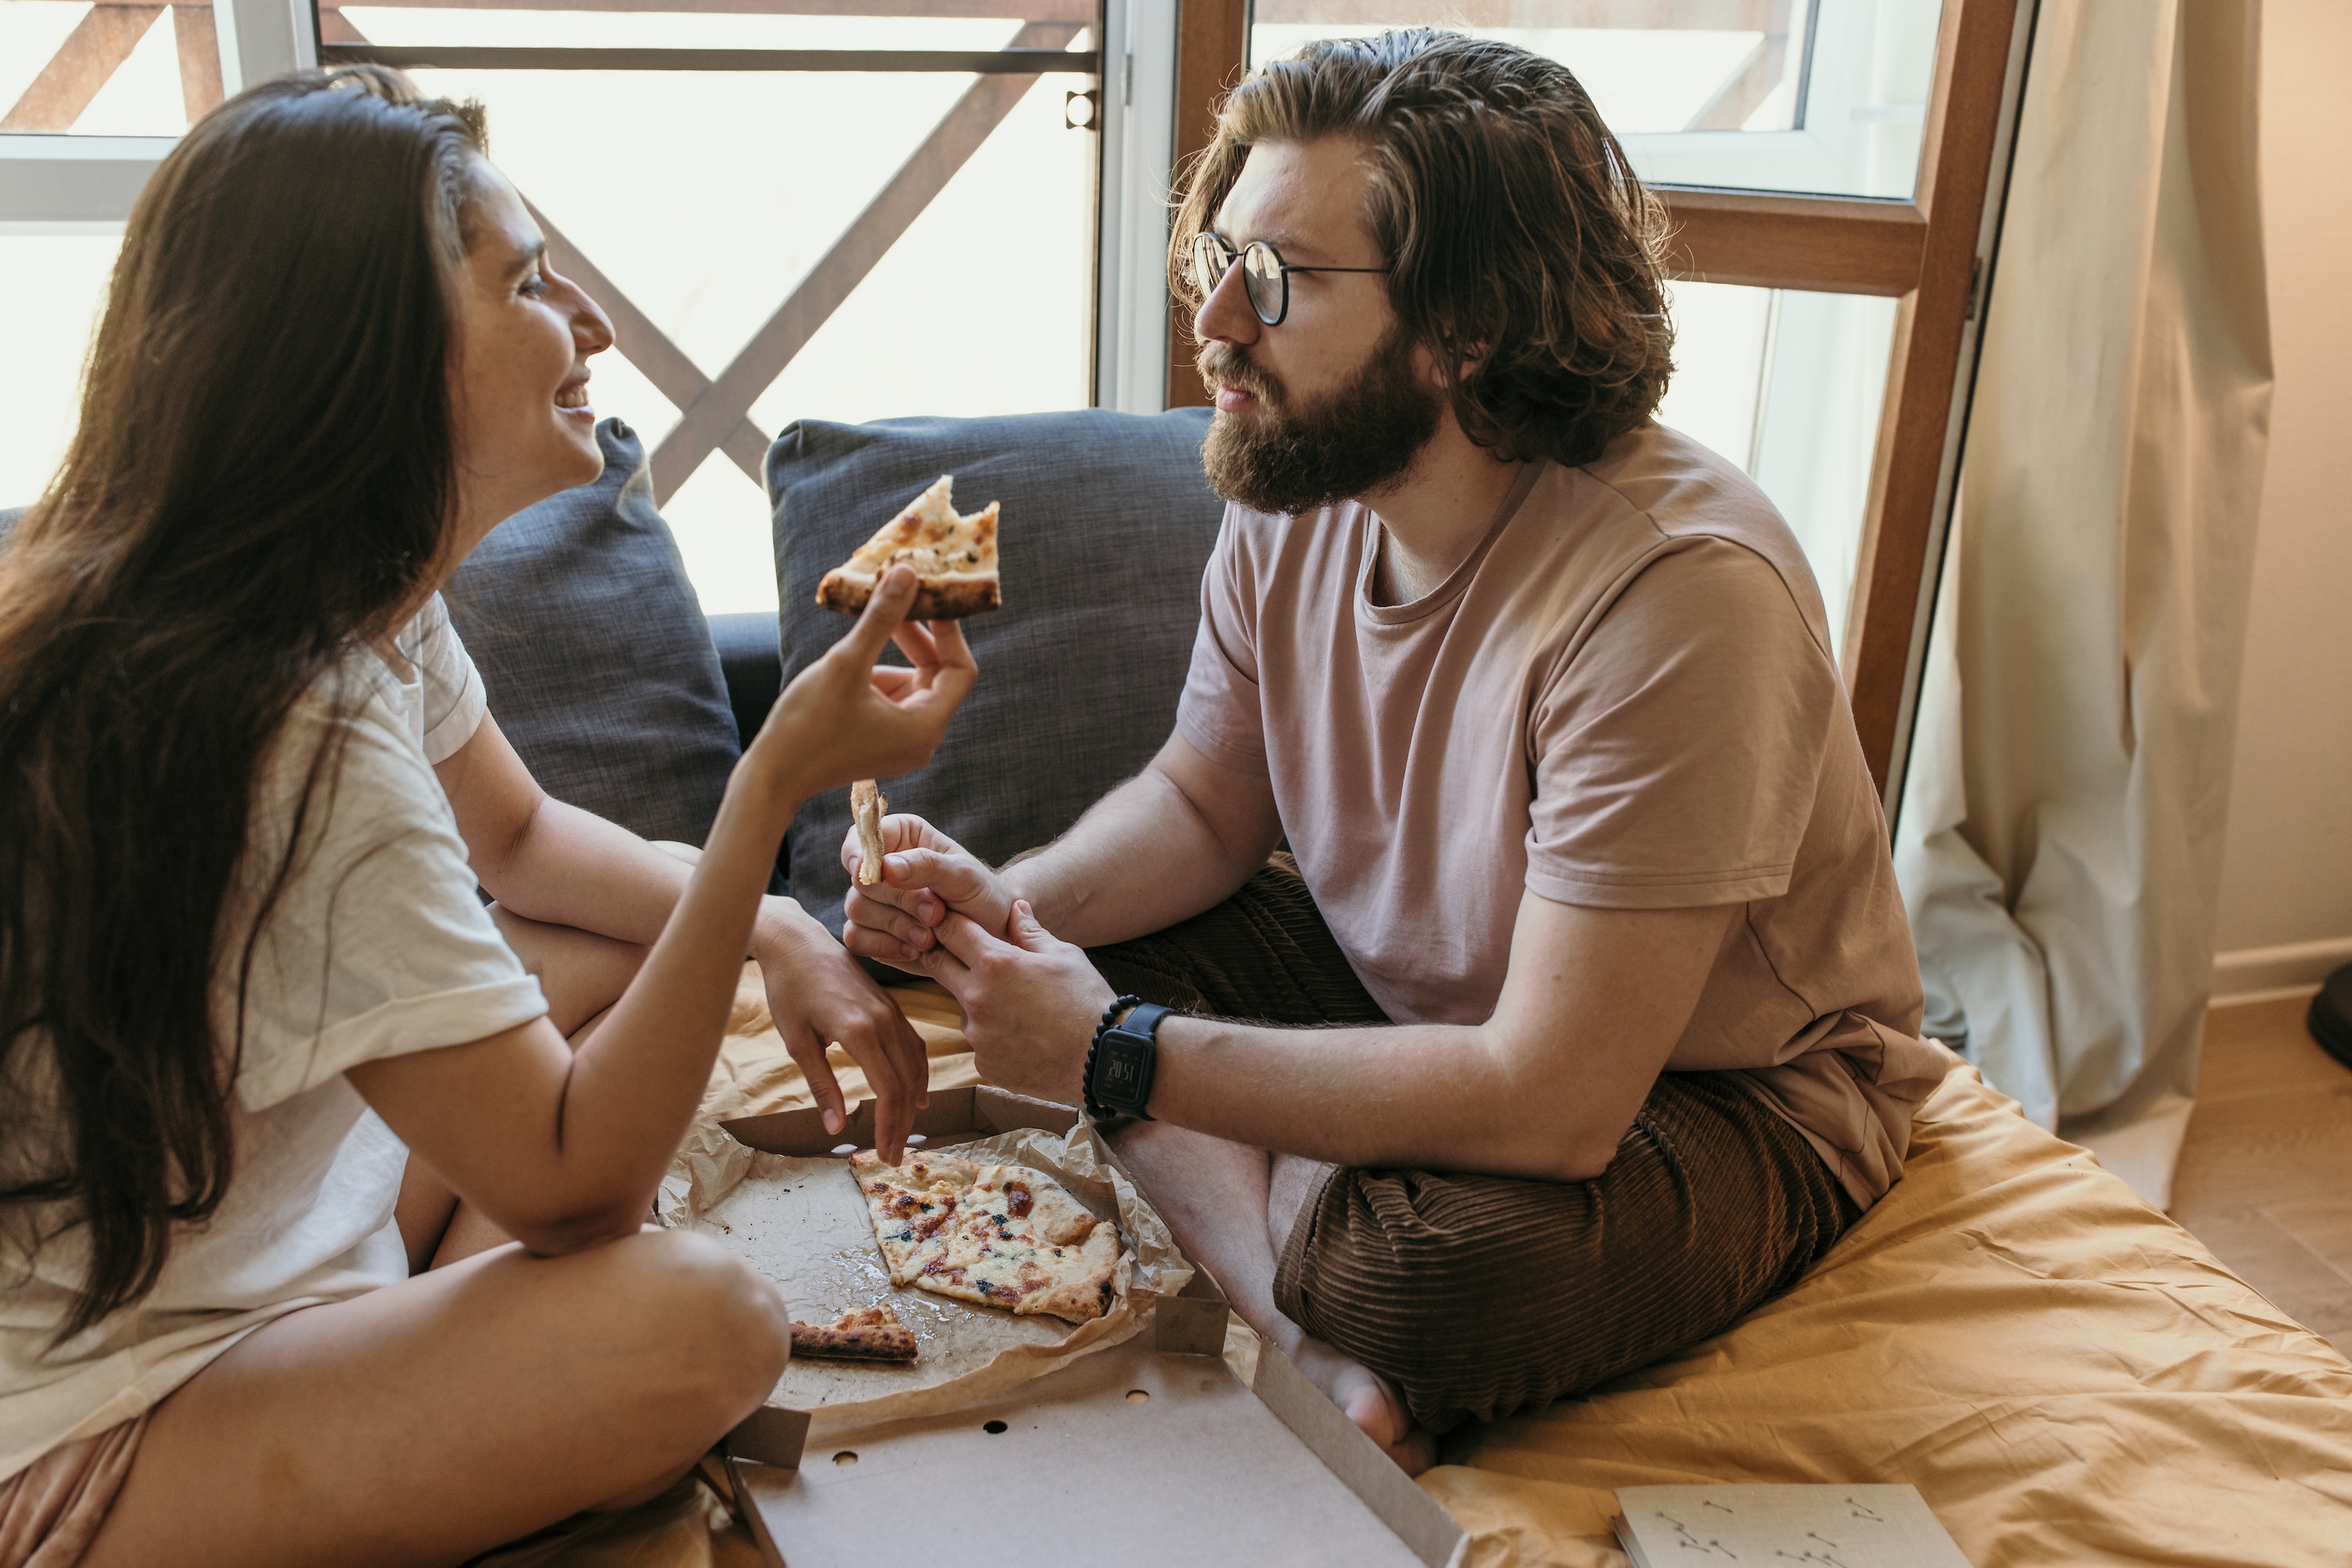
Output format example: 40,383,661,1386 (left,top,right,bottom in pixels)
434,713,927,1138
435,713,699,946
349,571,972,1251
